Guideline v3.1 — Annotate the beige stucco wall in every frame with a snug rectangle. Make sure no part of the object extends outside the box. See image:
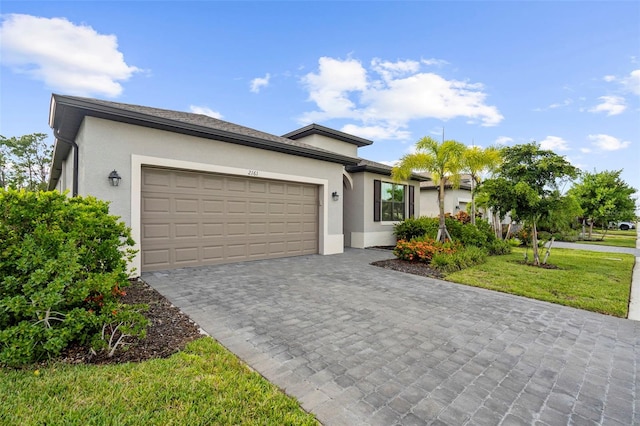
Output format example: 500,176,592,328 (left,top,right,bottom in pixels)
347,171,421,248
67,117,346,273
420,187,472,217
291,133,359,157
